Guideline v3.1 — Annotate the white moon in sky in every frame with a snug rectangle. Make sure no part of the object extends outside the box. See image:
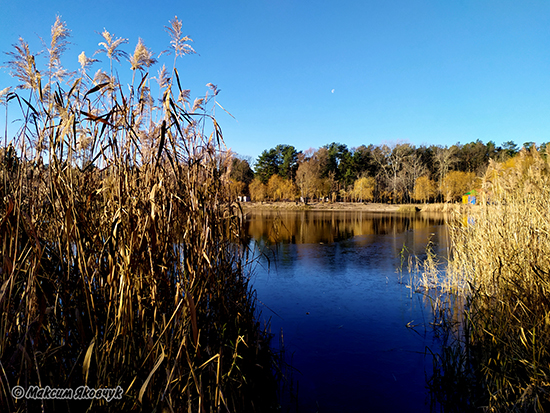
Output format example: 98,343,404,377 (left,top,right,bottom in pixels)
331,89,335,93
